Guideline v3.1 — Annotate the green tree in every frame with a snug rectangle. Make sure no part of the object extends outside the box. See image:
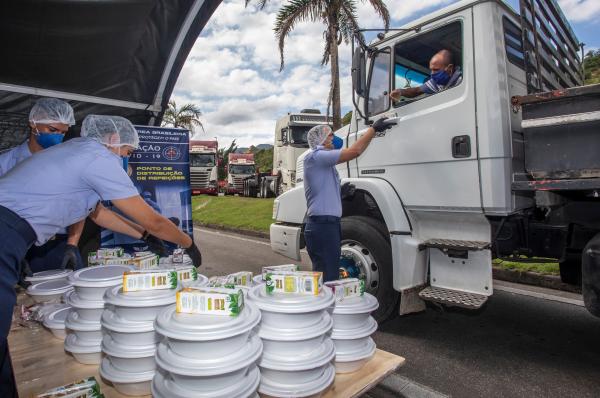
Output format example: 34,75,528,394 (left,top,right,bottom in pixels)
253,147,274,174
162,100,205,132
218,139,238,180
584,50,600,85
342,110,352,126
250,0,389,130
